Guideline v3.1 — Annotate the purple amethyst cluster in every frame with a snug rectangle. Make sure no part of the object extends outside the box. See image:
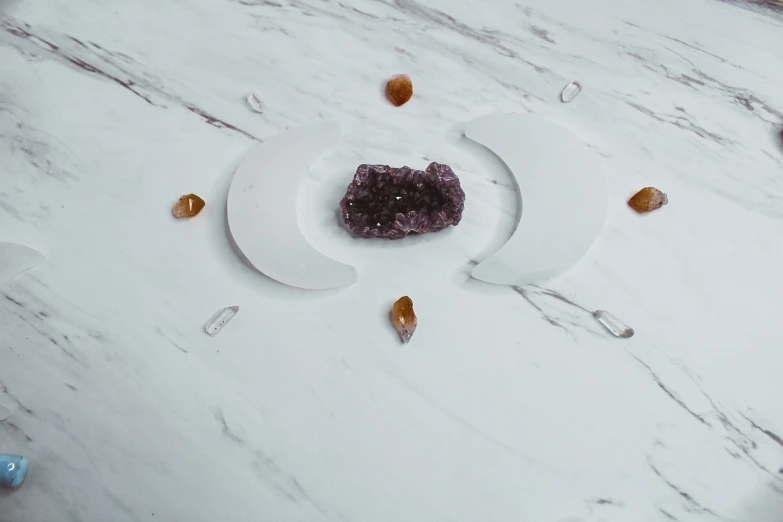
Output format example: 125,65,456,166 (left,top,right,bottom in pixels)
340,162,466,239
